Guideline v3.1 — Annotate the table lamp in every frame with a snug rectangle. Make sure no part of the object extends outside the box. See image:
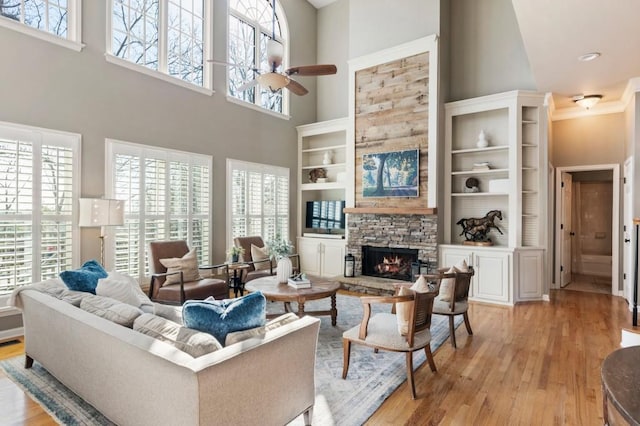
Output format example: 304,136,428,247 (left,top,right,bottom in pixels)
78,198,125,266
